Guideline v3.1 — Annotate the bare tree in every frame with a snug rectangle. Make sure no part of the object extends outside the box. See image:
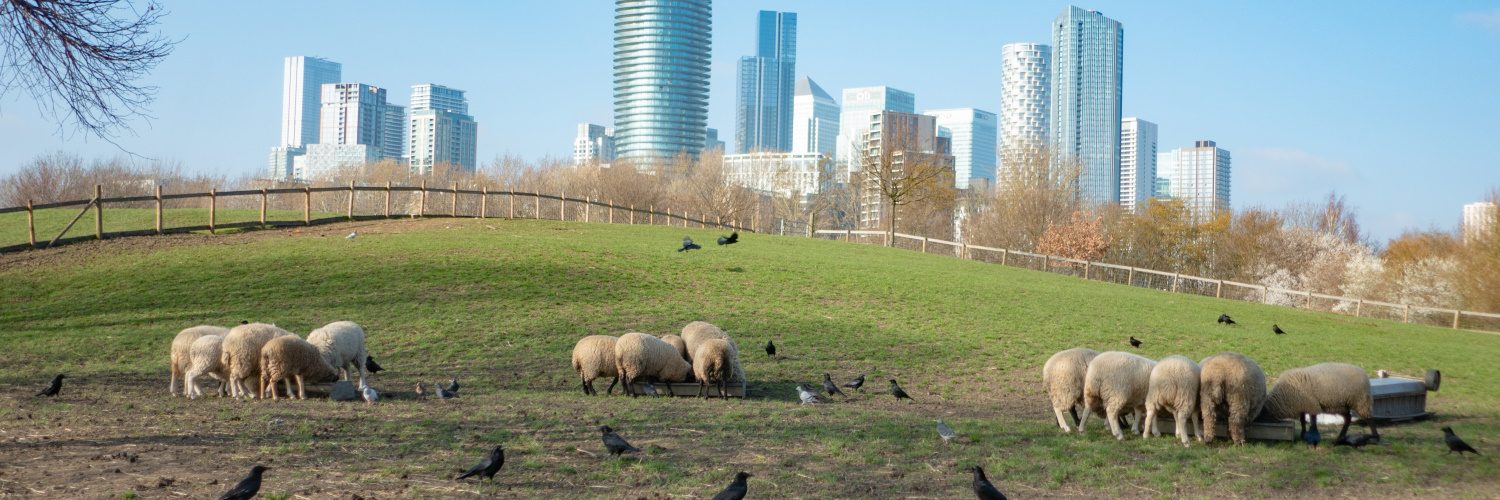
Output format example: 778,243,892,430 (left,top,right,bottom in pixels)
1,0,176,143
856,114,955,244
965,146,1081,251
